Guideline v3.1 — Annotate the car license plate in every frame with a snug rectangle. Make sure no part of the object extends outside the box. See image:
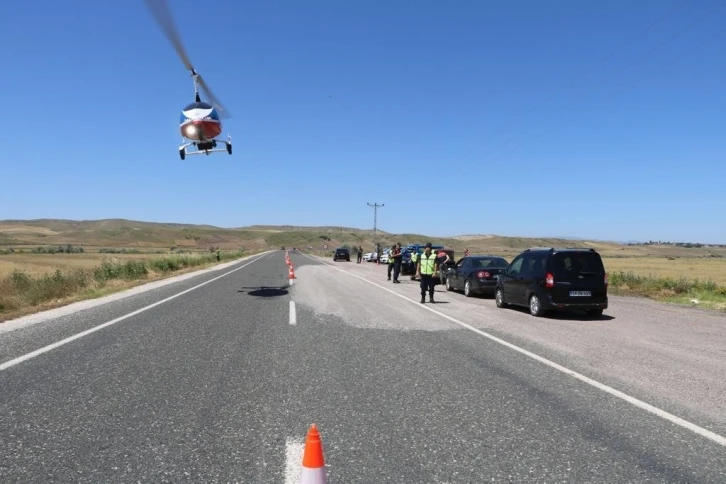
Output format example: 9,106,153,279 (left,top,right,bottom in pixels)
569,291,591,297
